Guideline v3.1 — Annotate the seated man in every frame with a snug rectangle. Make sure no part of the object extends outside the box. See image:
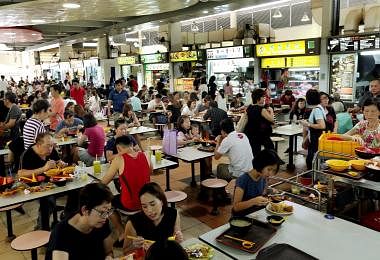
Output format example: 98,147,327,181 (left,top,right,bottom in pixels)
214,118,253,182
18,132,66,229
203,100,228,137
45,183,114,260
102,135,152,244
55,110,83,137
105,118,139,162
